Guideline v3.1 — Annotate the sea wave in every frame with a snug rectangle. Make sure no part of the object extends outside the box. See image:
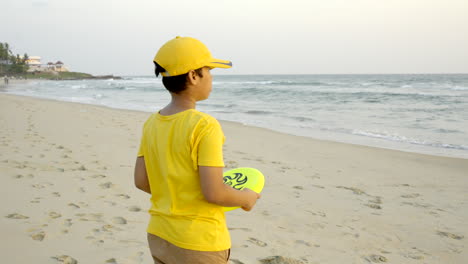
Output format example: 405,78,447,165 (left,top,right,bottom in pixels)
451,86,468,91
245,110,276,115
352,130,468,151
4,74,468,158
213,80,328,86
